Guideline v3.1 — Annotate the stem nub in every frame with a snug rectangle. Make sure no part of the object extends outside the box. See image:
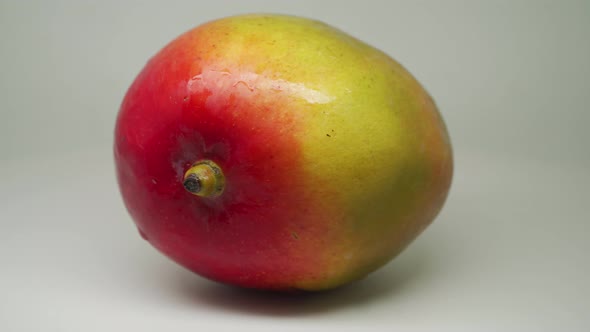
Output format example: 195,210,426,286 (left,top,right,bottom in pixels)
182,160,225,197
